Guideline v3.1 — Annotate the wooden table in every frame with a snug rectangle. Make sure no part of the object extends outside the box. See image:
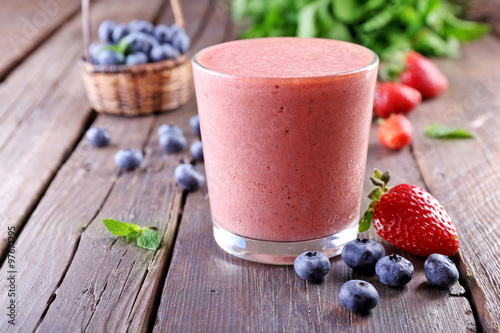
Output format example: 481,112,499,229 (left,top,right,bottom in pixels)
1,0,499,332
